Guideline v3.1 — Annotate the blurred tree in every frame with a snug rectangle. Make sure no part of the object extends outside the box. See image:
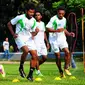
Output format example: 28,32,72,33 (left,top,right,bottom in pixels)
0,0,85,52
